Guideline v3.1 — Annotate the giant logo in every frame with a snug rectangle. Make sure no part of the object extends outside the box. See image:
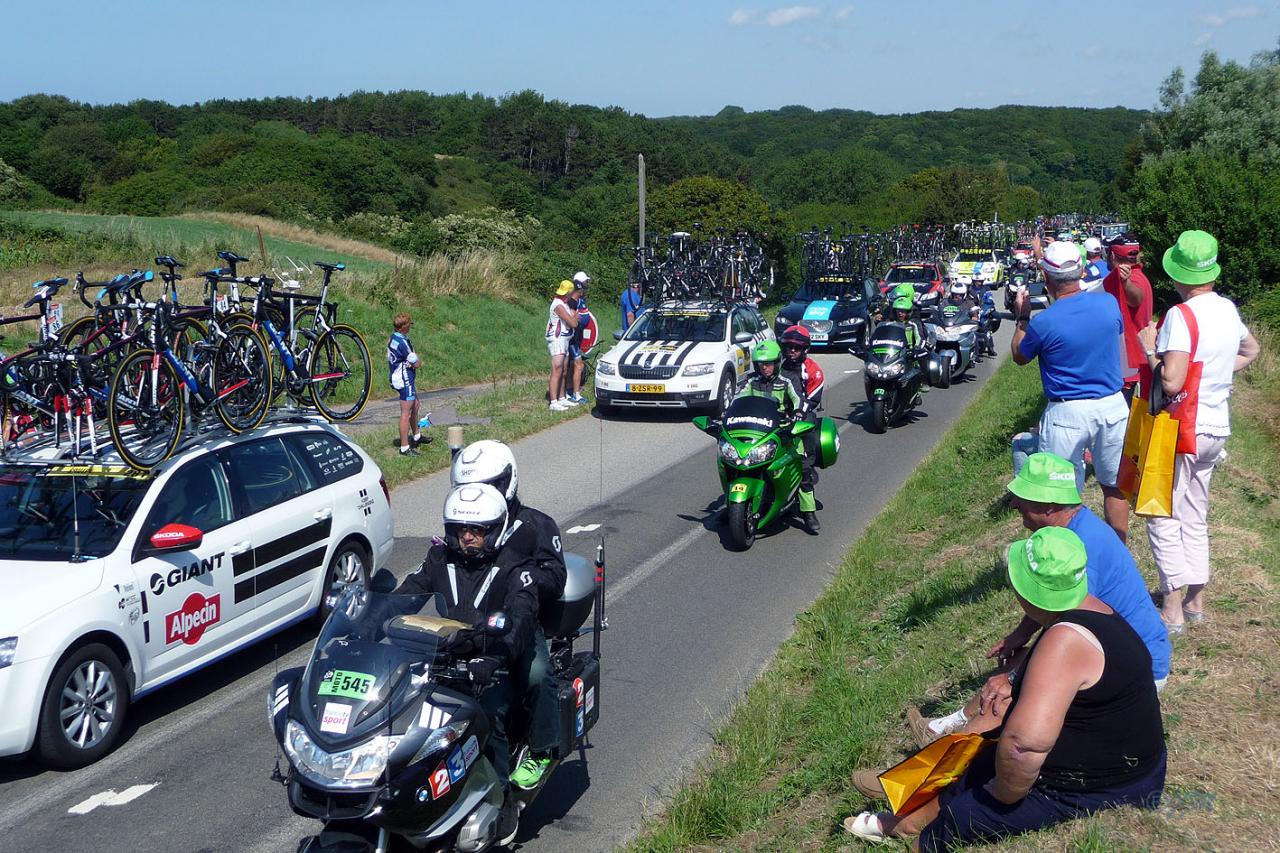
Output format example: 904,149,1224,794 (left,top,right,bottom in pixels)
149,552,224,595
164,592,221,646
